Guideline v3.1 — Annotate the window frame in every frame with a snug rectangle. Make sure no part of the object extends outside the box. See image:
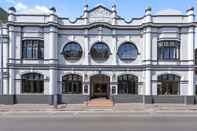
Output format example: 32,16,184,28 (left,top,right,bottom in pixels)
62,74,83,94
157,74,180,96
62,42,83,61
117,42,138,61
22,39,44,60
90,42,111,61
118,74,138,95
157,40,180,61
21,73,44,94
